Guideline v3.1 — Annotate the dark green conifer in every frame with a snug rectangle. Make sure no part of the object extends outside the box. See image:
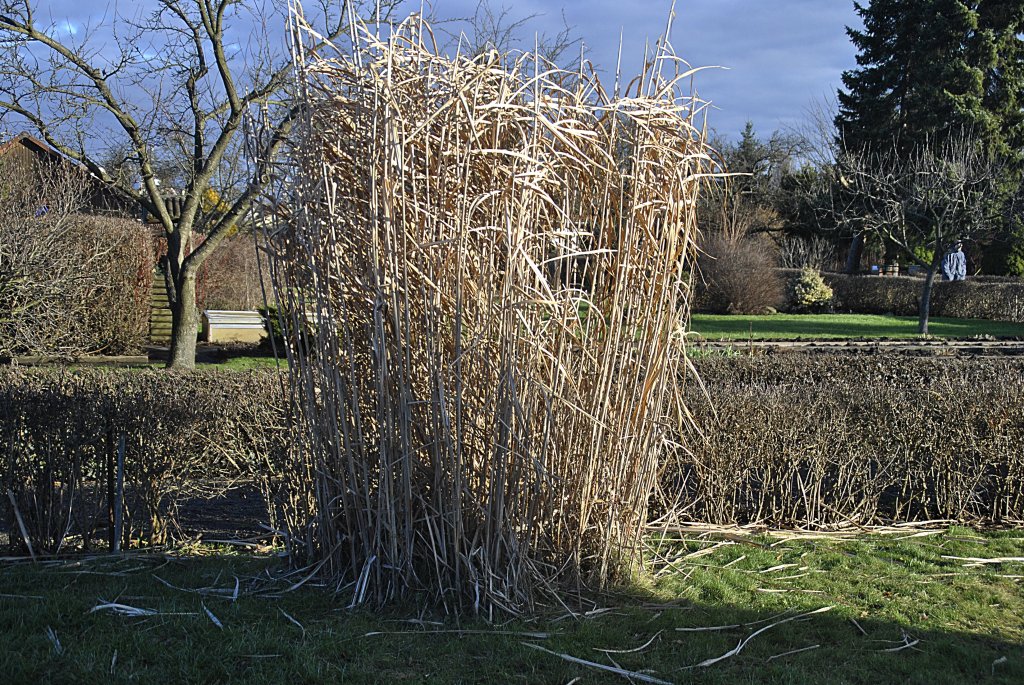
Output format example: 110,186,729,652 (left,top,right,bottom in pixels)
837,0,1024,273
838,1,1023,157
